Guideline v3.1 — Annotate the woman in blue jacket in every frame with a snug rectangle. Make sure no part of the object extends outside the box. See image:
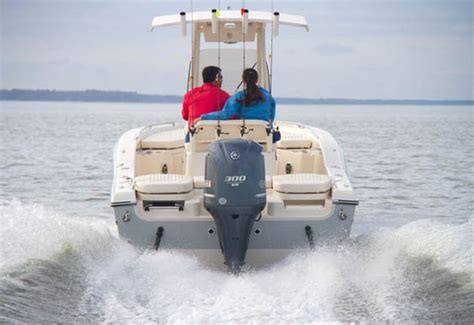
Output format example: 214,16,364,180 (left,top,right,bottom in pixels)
200,68,275,123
